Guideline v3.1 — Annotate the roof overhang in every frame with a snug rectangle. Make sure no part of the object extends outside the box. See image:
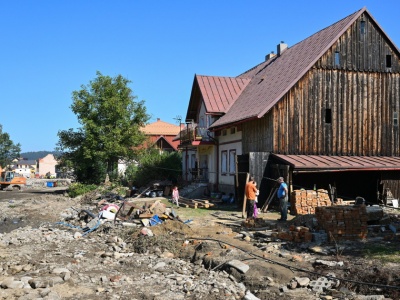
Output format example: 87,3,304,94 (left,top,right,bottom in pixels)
271,154,400,173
